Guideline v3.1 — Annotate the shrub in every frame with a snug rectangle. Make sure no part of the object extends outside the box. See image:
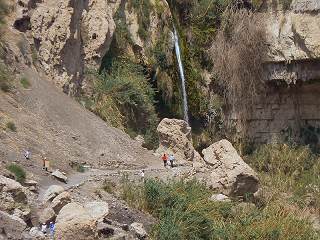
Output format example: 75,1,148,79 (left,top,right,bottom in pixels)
92,58,159,149
6,121,16,131
20,77,30,89
102,179,116,193
0,63,11,92
6,164,26,183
